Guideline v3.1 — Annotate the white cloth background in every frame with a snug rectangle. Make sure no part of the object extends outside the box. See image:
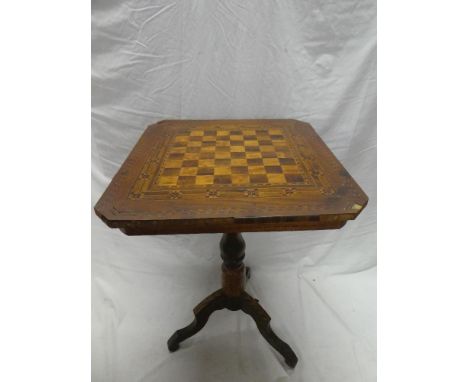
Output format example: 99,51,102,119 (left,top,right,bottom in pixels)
92,1,376,381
